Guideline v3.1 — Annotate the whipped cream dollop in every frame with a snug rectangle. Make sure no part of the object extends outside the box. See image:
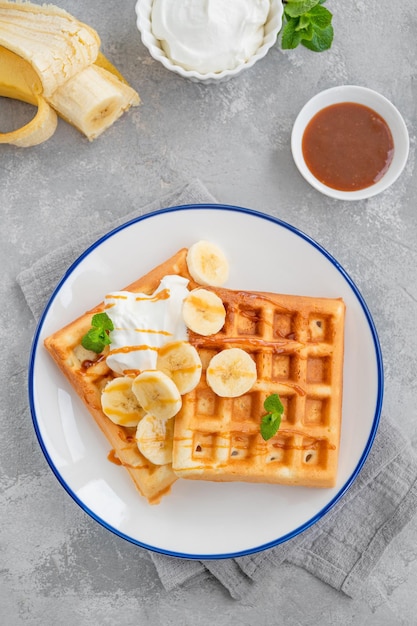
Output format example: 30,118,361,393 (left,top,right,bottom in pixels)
151,0,270,74
105,275,189,375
